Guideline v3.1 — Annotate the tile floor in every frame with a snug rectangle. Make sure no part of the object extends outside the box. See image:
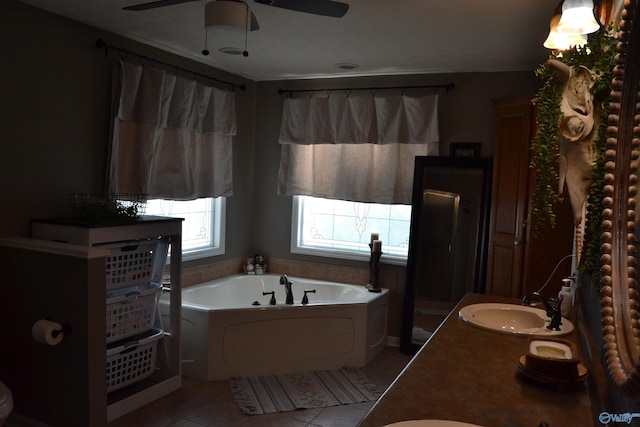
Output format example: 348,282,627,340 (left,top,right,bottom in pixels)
107,346,412,427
